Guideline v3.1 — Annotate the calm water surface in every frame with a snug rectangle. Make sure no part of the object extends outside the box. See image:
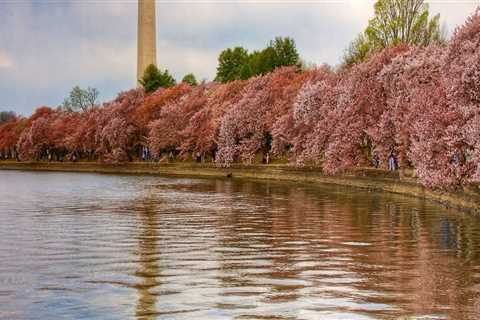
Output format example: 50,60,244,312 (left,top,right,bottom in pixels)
0,170,479,320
